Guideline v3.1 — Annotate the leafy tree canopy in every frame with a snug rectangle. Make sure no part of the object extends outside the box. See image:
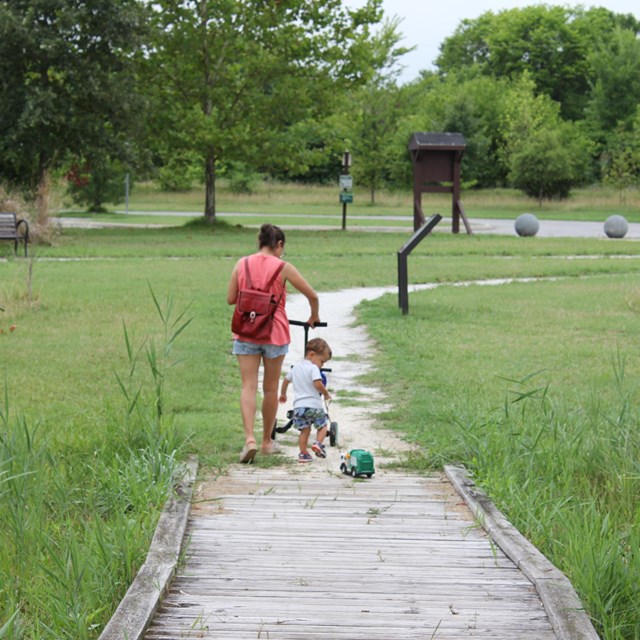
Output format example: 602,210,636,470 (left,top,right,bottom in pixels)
585,27,640,139
436,5,640,121
500,75,593,201
0,0,148,196
142,0,394,219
